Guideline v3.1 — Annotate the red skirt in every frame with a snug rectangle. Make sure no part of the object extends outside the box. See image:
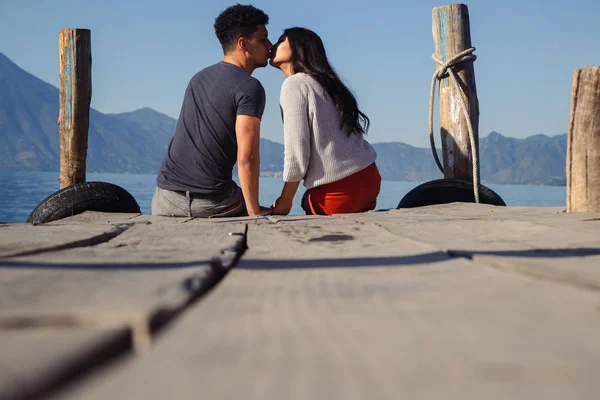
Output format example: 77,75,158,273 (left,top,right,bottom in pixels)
302,163,381,215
